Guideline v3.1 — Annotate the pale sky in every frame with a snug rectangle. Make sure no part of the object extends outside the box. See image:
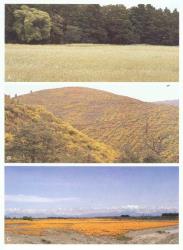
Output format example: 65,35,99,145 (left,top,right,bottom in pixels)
101,0,180,10
5,83,179,102
5,167,178,217
6,0,180,11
